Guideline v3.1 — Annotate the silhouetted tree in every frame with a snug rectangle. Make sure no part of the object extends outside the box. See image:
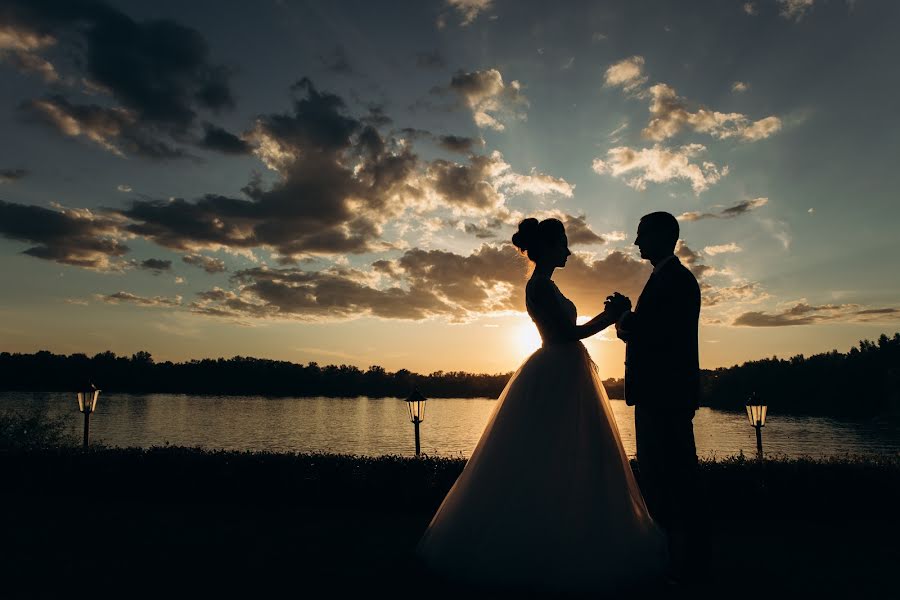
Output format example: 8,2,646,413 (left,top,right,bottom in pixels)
1,333,897,415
